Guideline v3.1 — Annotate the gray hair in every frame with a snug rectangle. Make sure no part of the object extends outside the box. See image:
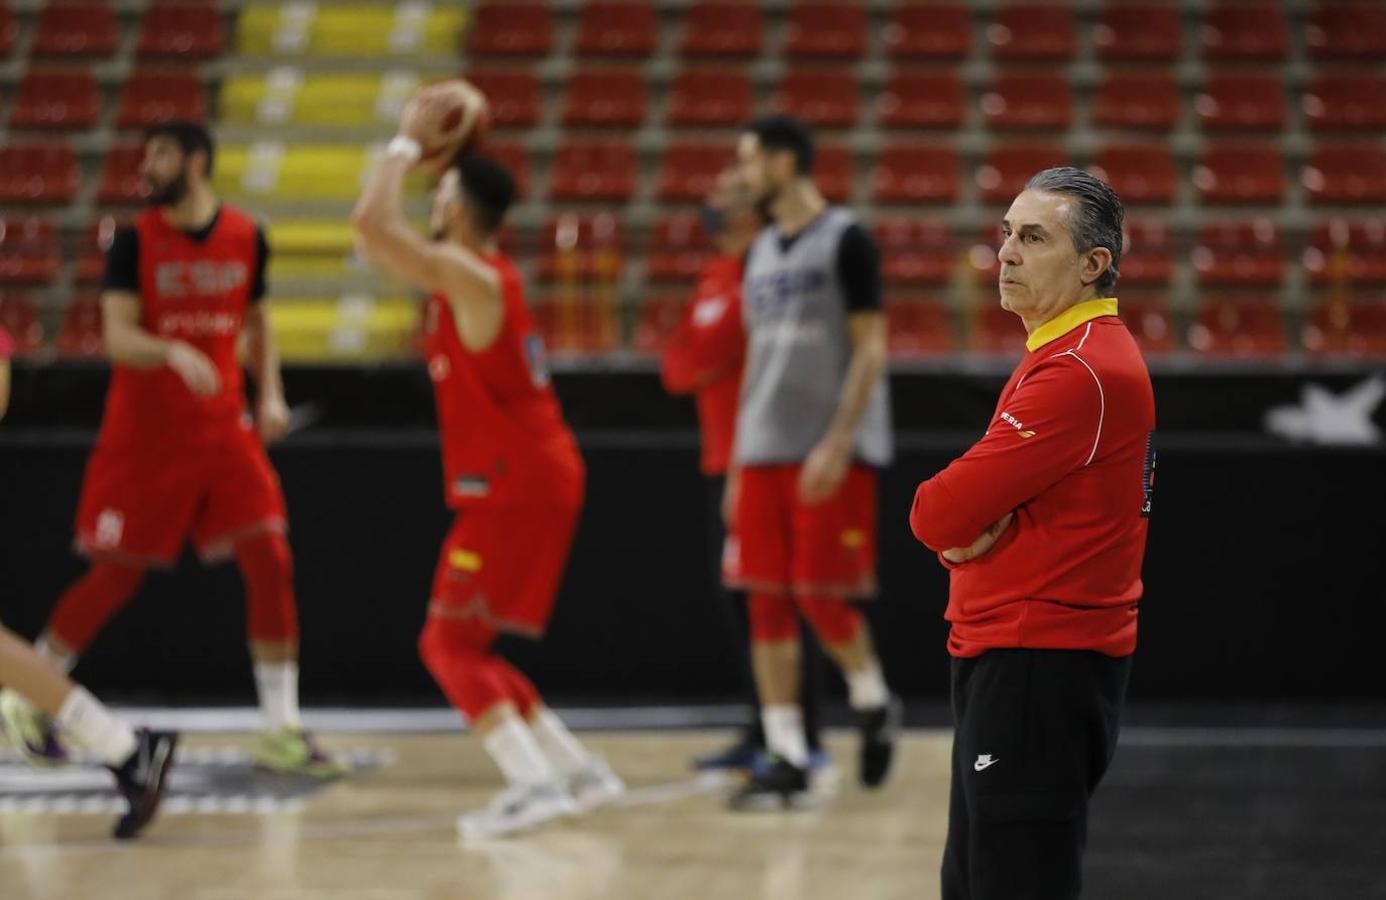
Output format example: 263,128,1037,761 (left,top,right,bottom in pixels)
1024,167,1124,294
